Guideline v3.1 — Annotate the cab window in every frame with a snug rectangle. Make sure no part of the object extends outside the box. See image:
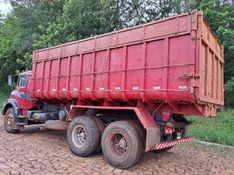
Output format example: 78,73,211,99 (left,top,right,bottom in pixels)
17,76,27,88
